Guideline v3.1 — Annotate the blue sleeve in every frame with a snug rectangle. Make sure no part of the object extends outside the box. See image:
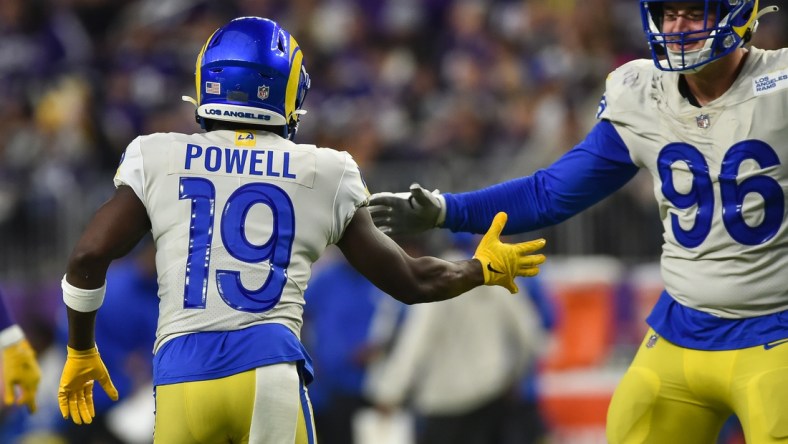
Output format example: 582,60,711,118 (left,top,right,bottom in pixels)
0,288,15,331
443,120,640,234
